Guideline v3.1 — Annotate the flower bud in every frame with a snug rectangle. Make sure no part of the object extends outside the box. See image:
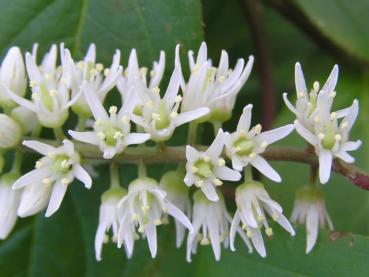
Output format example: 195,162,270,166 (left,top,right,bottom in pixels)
0,47,27,108
11,106,39,134
0,114,23,148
